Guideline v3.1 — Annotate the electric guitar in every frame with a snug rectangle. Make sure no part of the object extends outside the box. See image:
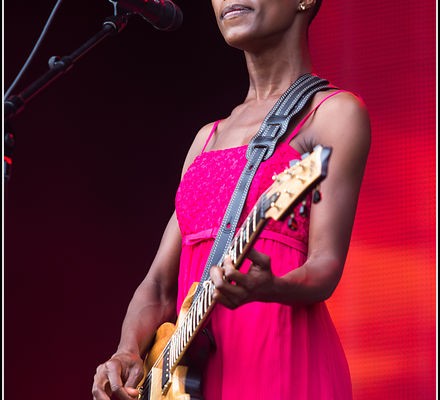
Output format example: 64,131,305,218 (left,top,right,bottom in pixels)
137,144,332,400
